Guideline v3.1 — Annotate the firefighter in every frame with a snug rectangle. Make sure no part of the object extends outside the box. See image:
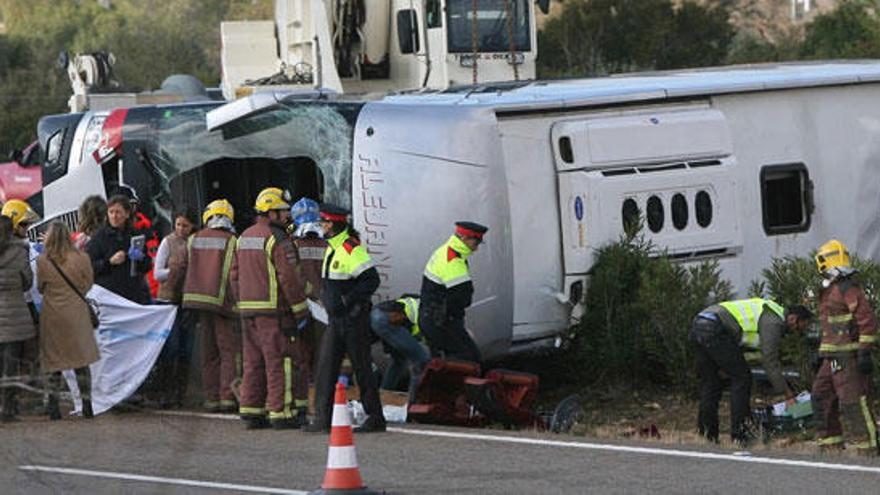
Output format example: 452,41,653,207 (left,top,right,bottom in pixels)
181,200,240,413
690,298,812,446
289,198,327,413
1,199,39,239
231,188,310,430
306,204,384,433
371,295,429,400
419,221,488,364
812,239,879,455
1,199,41,325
